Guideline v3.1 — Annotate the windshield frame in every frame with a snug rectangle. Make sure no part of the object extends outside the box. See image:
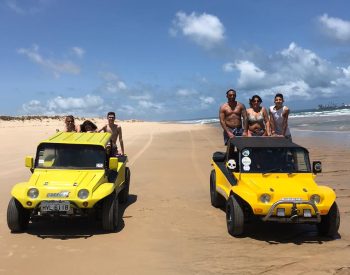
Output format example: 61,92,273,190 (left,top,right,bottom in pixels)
34,143,107,170
238,146,311,174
